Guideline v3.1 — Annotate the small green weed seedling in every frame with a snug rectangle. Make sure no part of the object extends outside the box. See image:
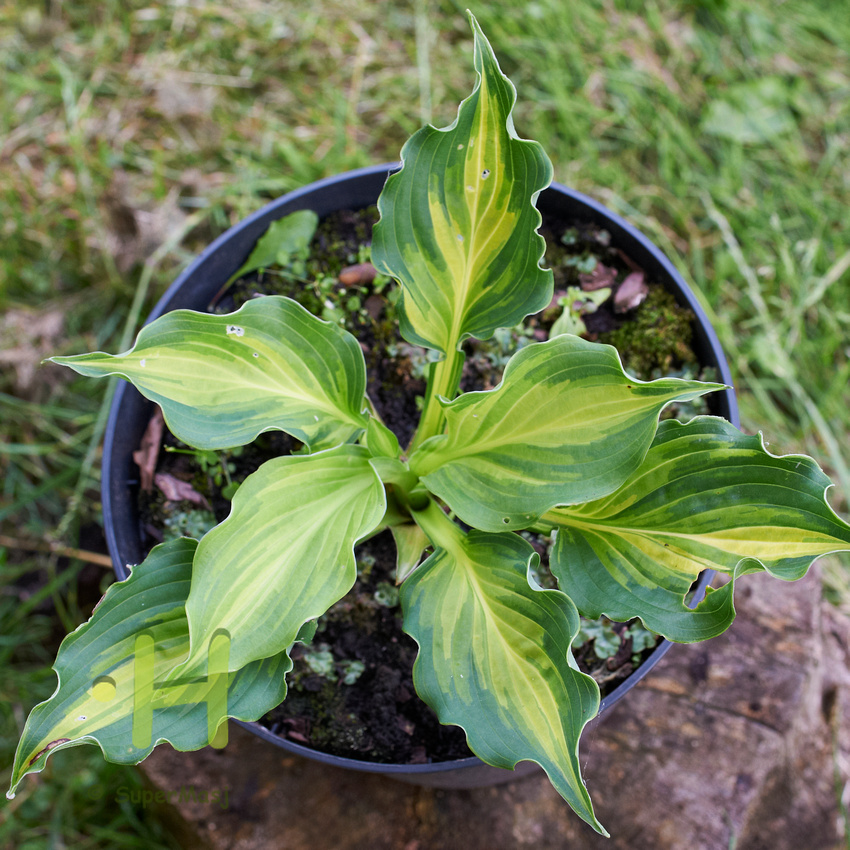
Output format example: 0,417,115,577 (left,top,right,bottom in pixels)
9,15,850,836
